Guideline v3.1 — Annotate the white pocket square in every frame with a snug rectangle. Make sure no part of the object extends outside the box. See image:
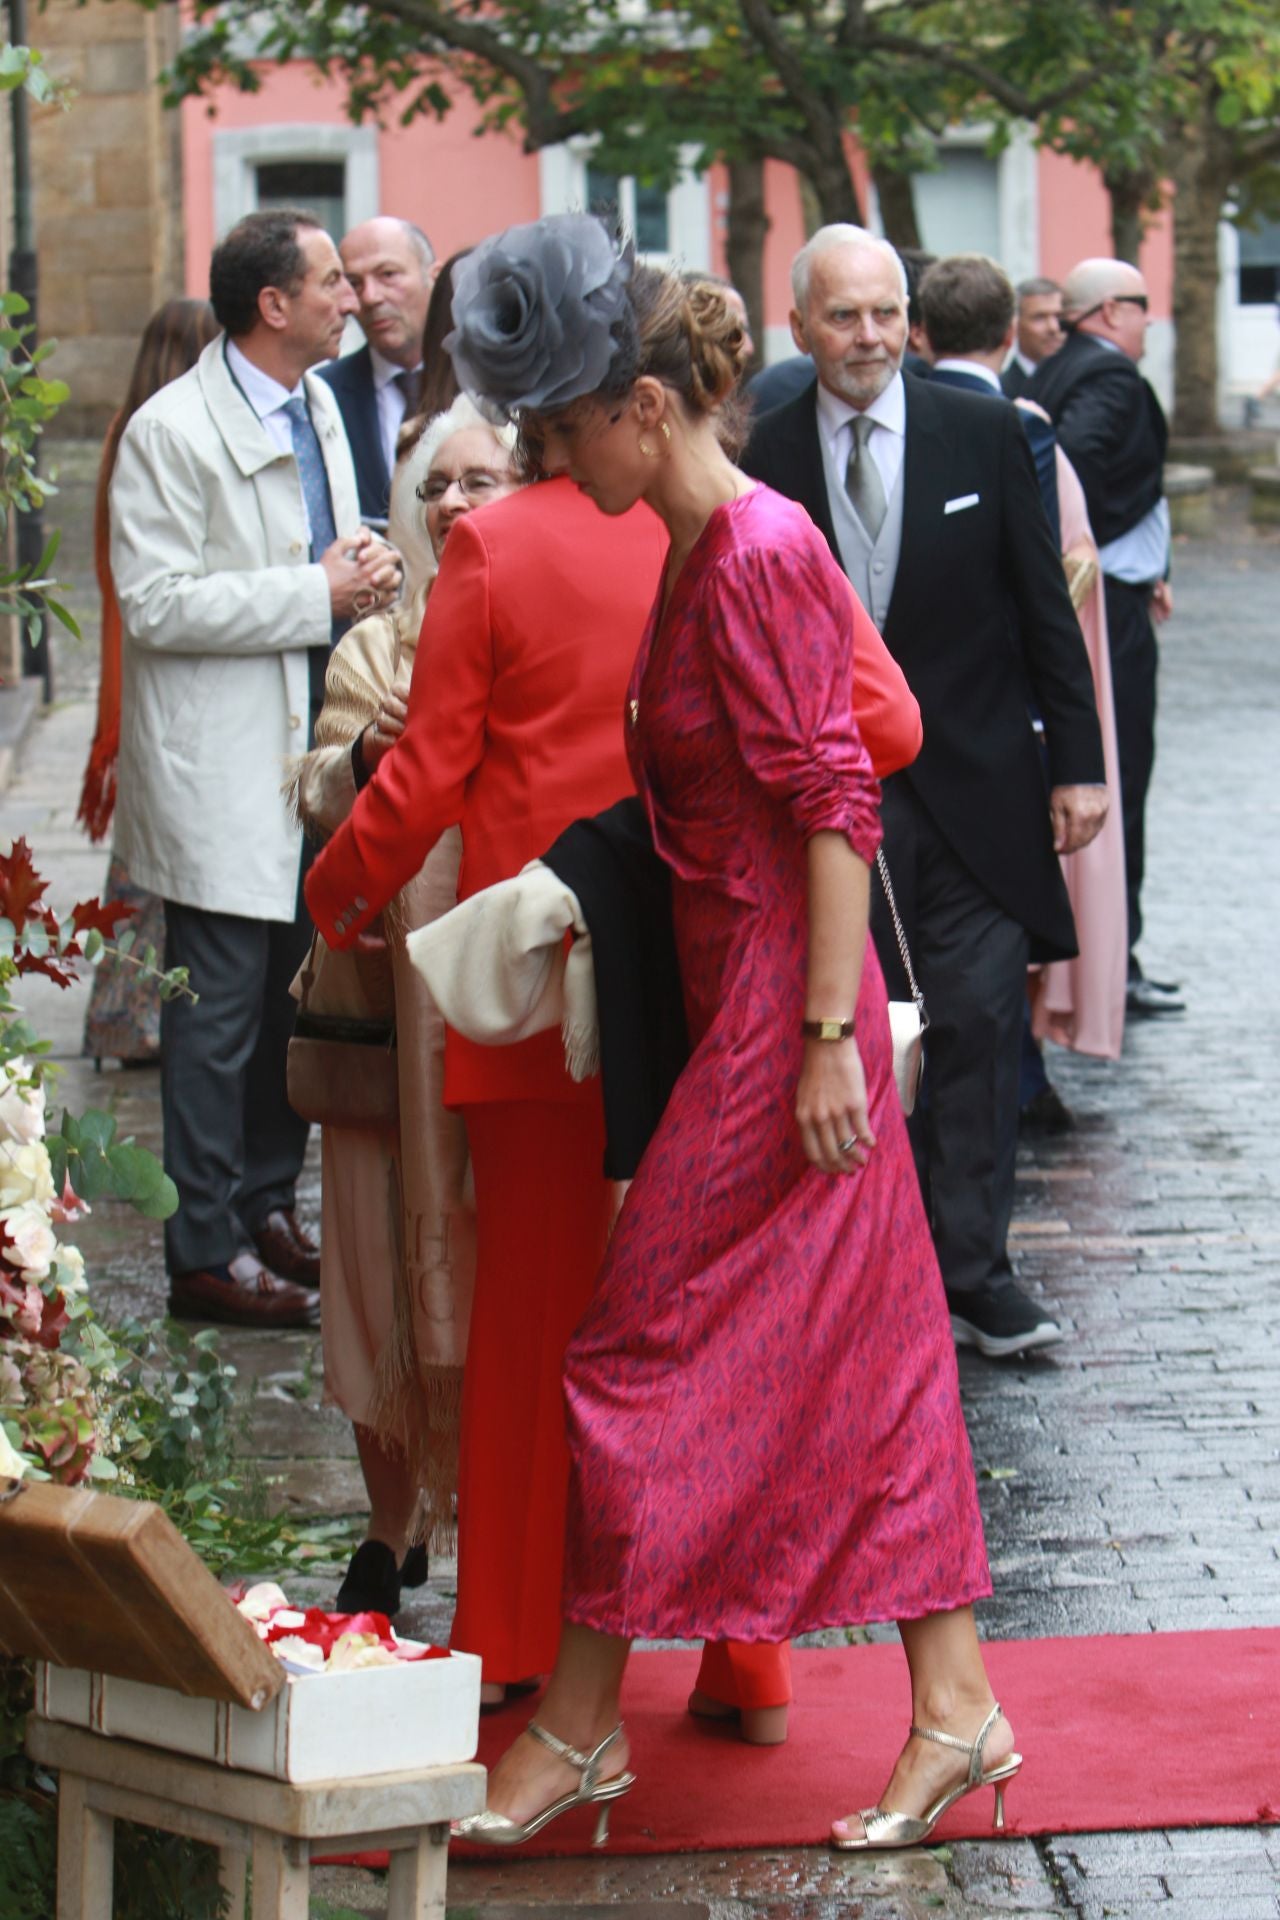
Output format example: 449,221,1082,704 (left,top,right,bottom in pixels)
944,493,980,515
